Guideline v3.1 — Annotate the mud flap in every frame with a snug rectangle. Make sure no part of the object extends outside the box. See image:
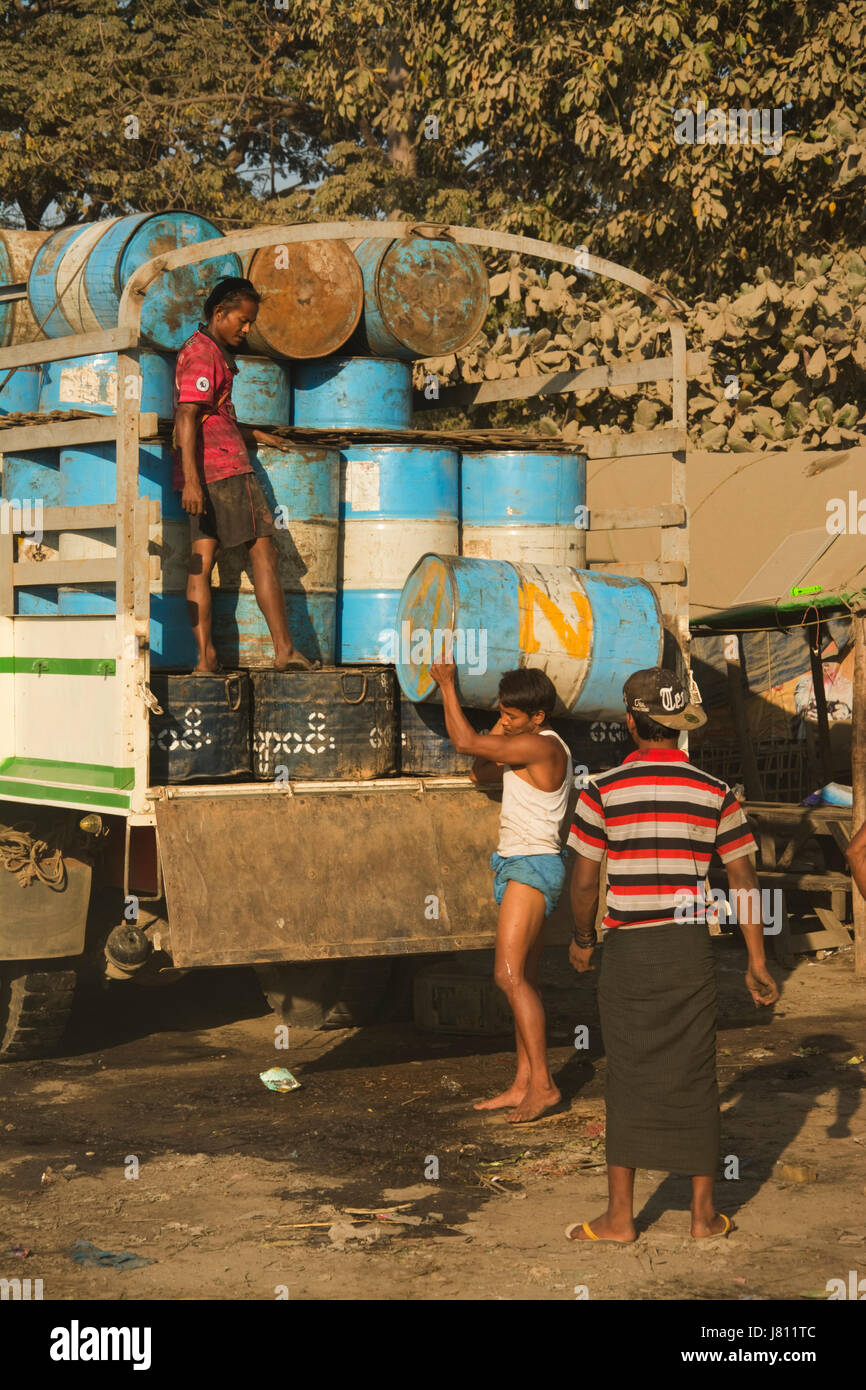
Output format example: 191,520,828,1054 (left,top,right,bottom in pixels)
0,857,91,961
